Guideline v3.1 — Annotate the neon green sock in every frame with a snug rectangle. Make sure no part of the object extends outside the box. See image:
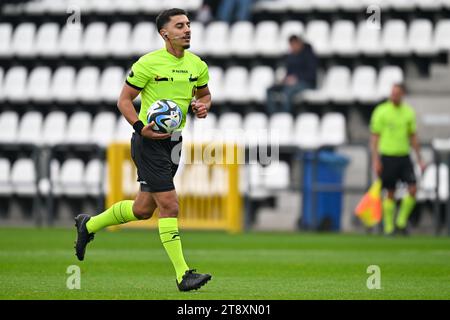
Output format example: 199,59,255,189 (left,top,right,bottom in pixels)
86,200,138,233
396,194,416,229
383,198,395,235
159,218,189,283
